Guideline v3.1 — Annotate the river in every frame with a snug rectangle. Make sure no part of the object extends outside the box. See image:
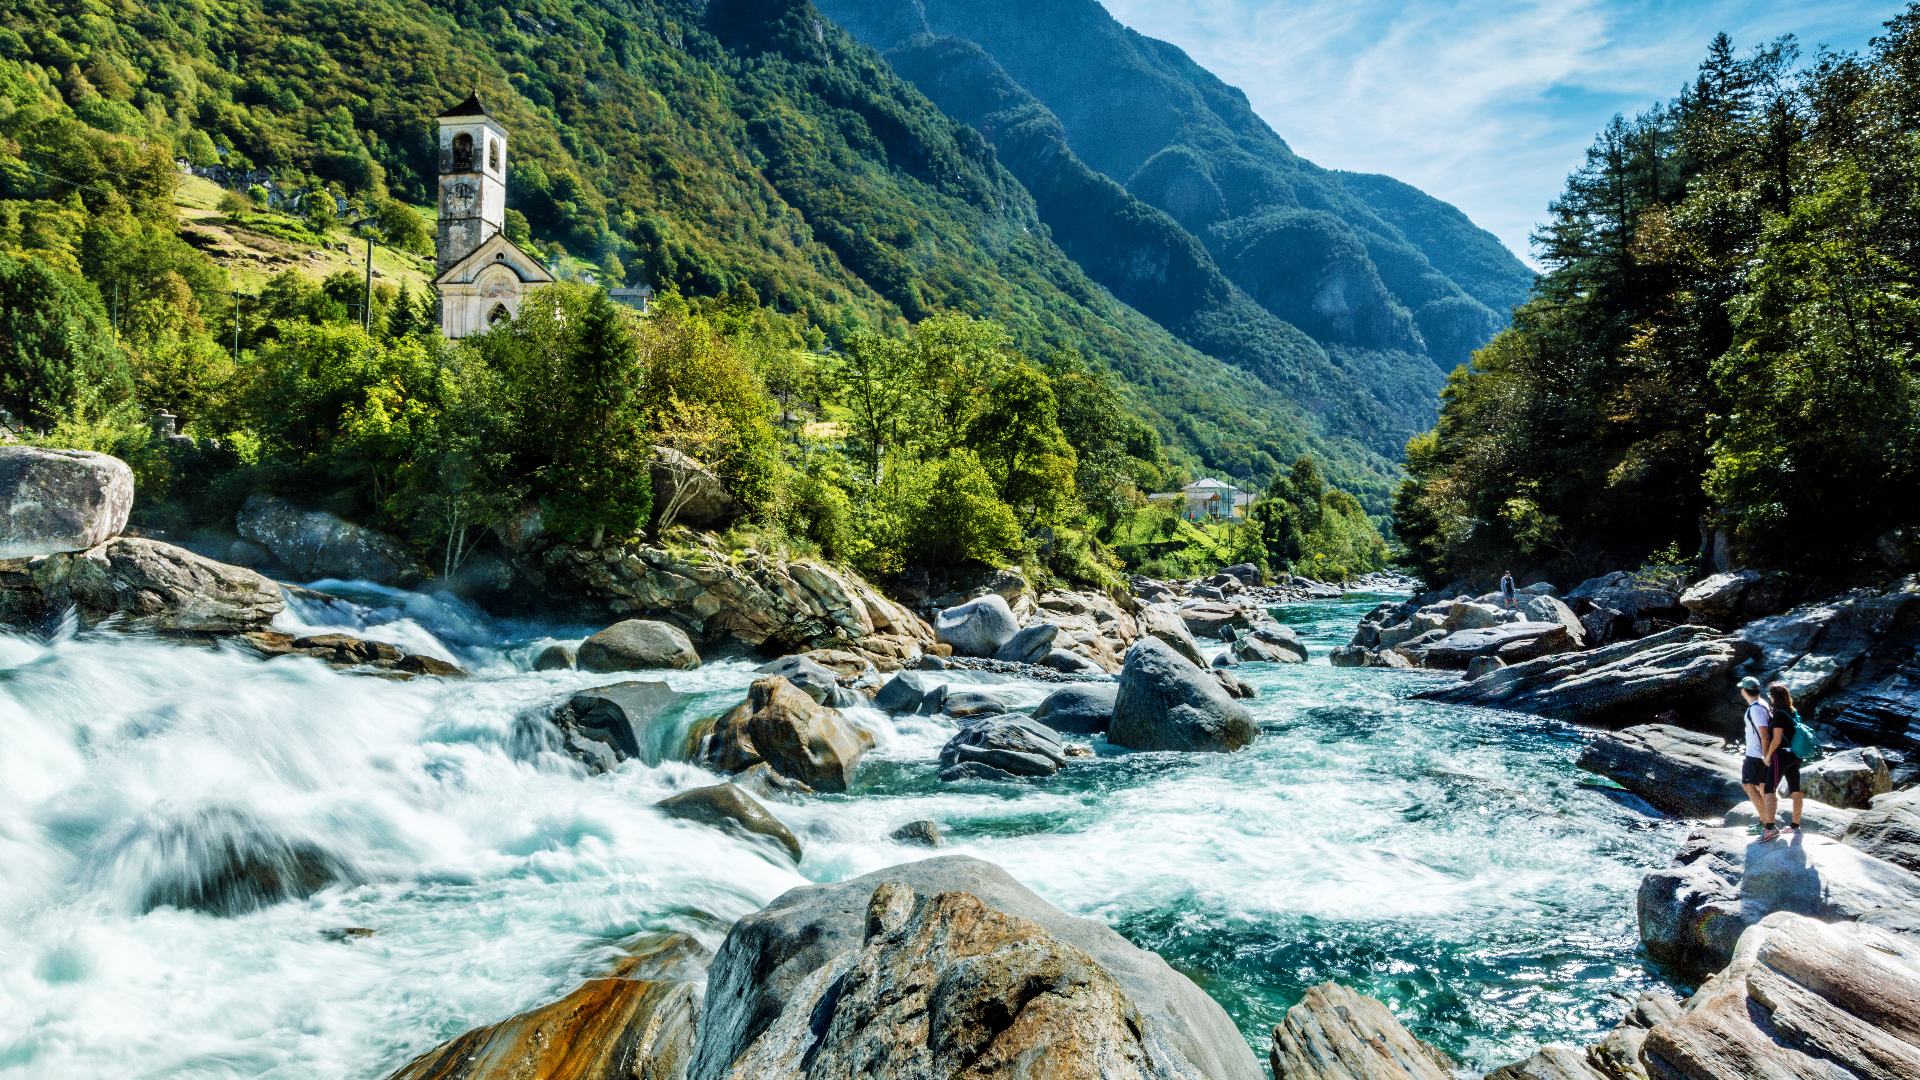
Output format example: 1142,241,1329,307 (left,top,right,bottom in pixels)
0,586,1683,1077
